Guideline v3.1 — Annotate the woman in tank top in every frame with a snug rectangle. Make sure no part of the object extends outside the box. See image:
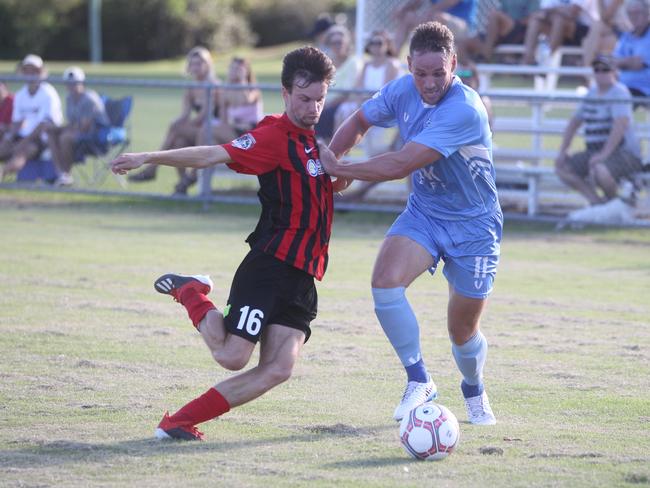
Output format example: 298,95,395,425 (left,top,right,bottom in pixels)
128,46,221,193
